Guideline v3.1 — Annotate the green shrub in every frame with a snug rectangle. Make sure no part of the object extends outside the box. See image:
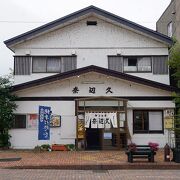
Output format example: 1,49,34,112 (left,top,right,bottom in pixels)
41,144,51,151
